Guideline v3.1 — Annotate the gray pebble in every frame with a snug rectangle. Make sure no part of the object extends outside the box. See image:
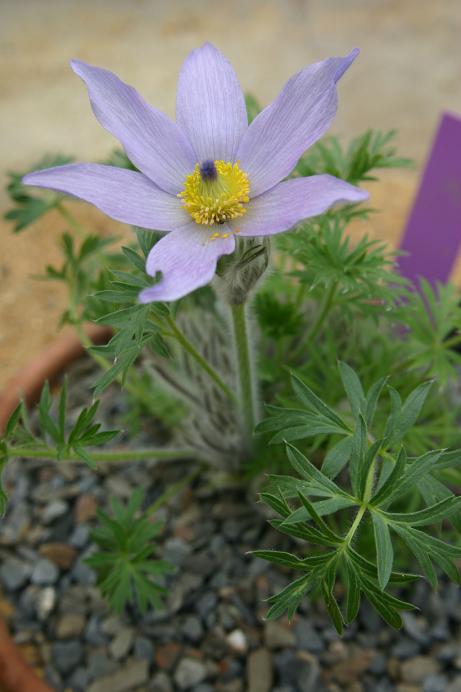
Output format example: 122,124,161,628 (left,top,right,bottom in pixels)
109,627,134,660
163,537,192,566
436,644,458,663
423,674,450,692
402,612,431,645
369,653,387,675
447,680,461,692
222,518,244,541
174,658,207,690
31,558,59,585
70,524,91,548
72,559,96,585
87,658,148,692
391,637,420,659
55,612,86,639
431,620,450,641
42,499,69,524
209,535,226,554
0,556,32,590
85,615,109,645
0,501,31,543
88,650,118,679
134,636,154,661
247,648,273,692
293,619,324,653
274,650,320,692
150,671,173,692
51,640,84,674
195,592,217,619
36,586,56,620
265,621,296,649
181,615,203,643
67,667,89,692
105,476,133,499
101,614,123,635
184,550,217,578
